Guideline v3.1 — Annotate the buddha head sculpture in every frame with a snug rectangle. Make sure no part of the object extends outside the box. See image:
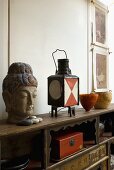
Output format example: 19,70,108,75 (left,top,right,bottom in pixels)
2,62,38,124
